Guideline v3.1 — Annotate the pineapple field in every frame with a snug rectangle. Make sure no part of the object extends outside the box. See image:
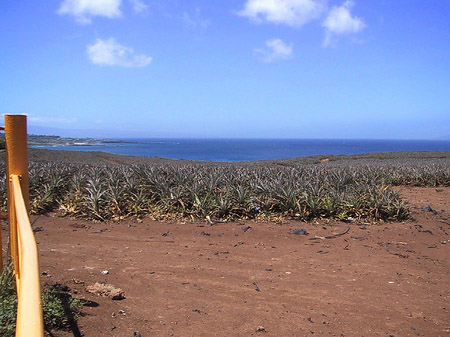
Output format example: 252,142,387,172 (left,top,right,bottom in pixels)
2,150,449,222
